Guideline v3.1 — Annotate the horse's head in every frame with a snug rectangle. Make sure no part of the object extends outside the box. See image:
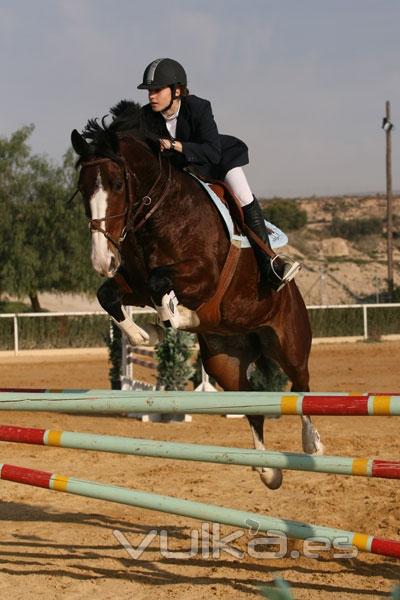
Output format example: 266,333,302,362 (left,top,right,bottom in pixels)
71,103,171,278
71,128,133,277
